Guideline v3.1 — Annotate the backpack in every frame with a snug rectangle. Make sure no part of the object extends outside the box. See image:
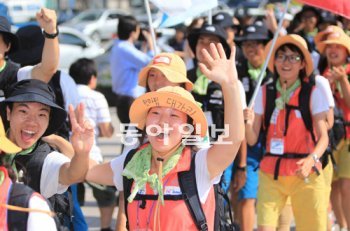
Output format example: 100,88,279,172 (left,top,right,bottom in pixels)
48,70,71,140
7,183,65,231
123,148,237,231
262,76,330,179
11,140,73,230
